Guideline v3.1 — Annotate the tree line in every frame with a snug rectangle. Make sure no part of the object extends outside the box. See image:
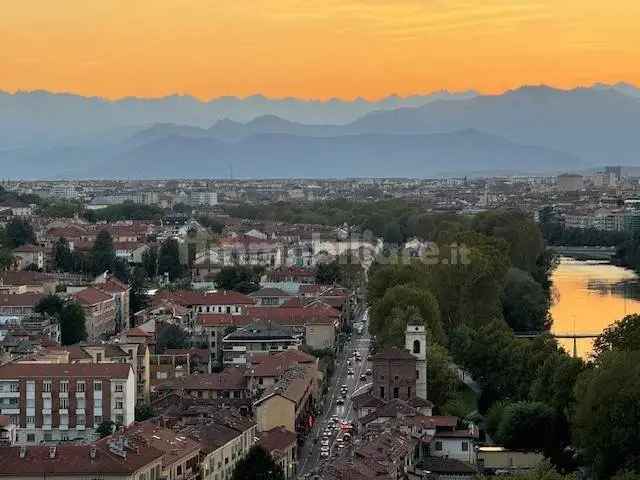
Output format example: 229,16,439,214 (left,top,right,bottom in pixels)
366,210,639,479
